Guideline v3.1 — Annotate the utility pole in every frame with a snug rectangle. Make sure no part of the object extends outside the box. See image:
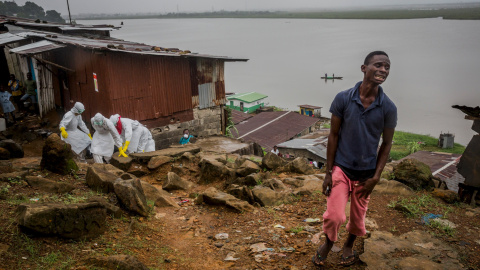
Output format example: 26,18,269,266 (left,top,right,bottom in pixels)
66,0,72,24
